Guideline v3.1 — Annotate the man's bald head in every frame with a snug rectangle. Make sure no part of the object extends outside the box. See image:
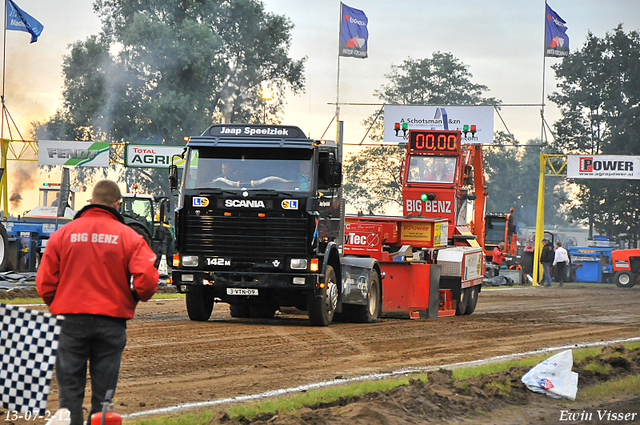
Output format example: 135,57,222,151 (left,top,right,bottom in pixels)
91,180,121,207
